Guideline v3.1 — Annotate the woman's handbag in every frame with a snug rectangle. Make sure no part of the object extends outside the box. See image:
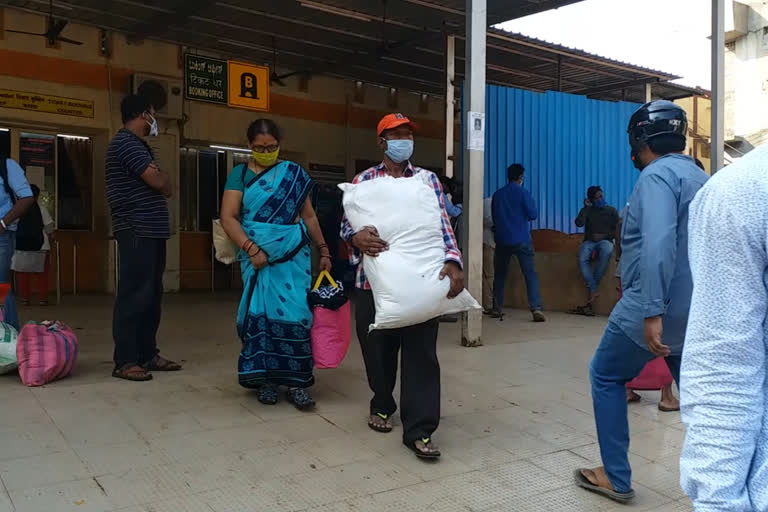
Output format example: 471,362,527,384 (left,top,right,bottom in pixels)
212,218,238,265
308,271,351,369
